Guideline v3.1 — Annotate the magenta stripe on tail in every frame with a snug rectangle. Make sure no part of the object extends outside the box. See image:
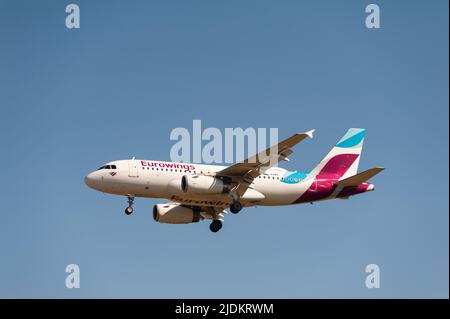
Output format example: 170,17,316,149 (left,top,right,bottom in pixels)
317,153,359,179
